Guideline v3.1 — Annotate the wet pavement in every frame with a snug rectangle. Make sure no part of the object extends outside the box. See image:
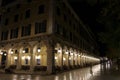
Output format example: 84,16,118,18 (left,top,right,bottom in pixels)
0,63,120,80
